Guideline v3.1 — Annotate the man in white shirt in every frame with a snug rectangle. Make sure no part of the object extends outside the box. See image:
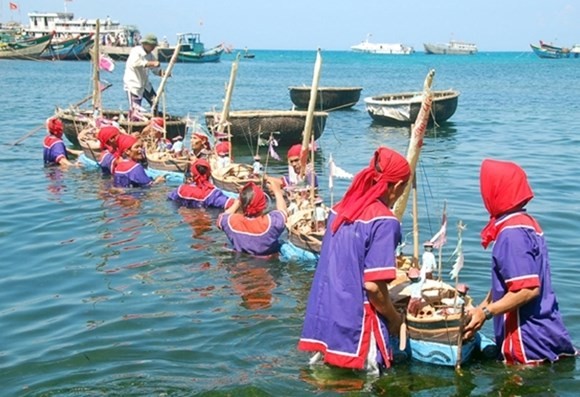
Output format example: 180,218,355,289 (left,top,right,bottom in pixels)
123,34,164,118
421,240,436,280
